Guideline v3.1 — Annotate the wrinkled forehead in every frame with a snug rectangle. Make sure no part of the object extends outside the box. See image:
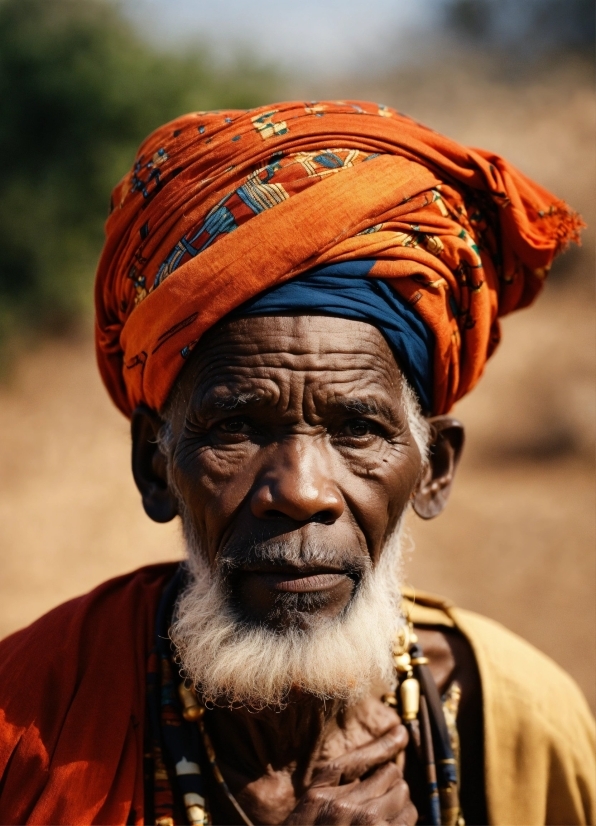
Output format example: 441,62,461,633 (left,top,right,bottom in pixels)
165,314,404,417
